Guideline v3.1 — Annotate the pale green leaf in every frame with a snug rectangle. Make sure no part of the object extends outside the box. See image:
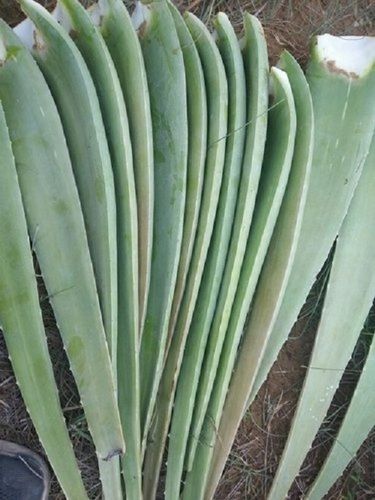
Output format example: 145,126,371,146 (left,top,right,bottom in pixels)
142,3,208,498
184,63,297,500
307,329,375,500
269,129,375,500
184,14,268,471
137,0,188,451
0,101,87,500
56,0,141,495
206,50,314,497
97,0,154,334
0,18,124,469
